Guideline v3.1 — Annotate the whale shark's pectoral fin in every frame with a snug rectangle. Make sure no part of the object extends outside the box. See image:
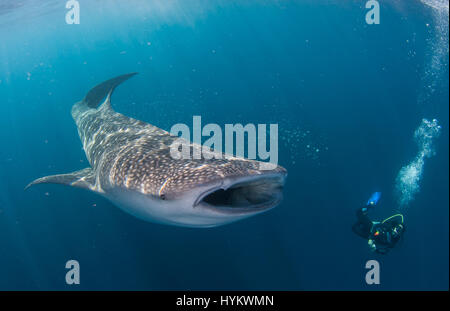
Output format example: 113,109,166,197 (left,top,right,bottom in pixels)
25,167,101,192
